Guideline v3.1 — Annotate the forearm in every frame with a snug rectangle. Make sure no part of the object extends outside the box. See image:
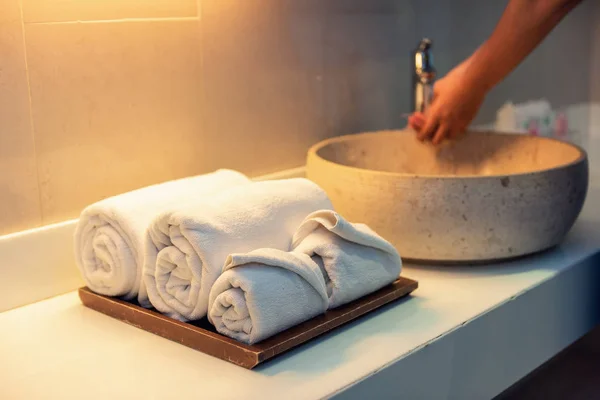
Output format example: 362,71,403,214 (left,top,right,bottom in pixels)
463,0,583,92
